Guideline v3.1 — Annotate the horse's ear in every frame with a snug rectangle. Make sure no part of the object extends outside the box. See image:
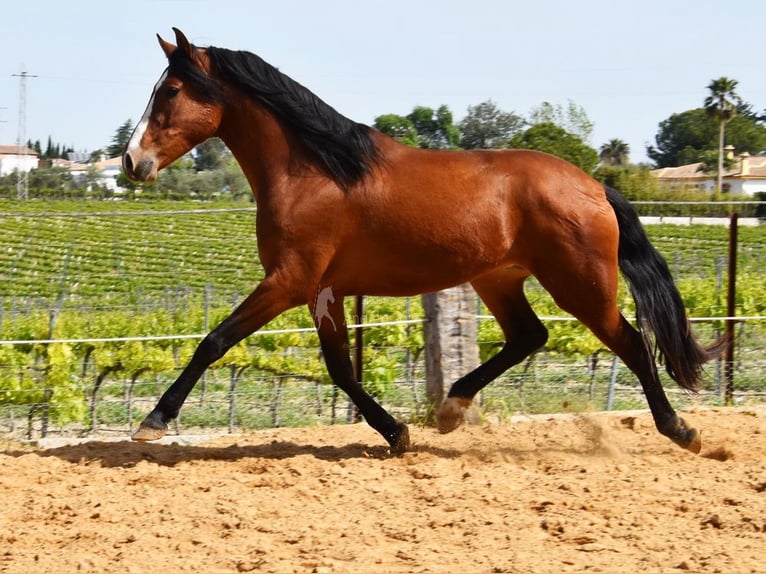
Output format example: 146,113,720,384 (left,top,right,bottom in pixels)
157,33,176,58
172,27,195,59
